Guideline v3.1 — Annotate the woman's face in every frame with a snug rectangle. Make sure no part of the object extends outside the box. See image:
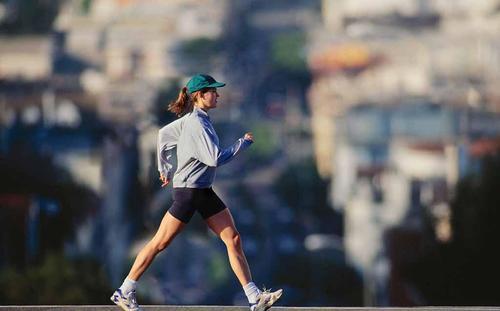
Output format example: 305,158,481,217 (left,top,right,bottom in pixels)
196,88,219,110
